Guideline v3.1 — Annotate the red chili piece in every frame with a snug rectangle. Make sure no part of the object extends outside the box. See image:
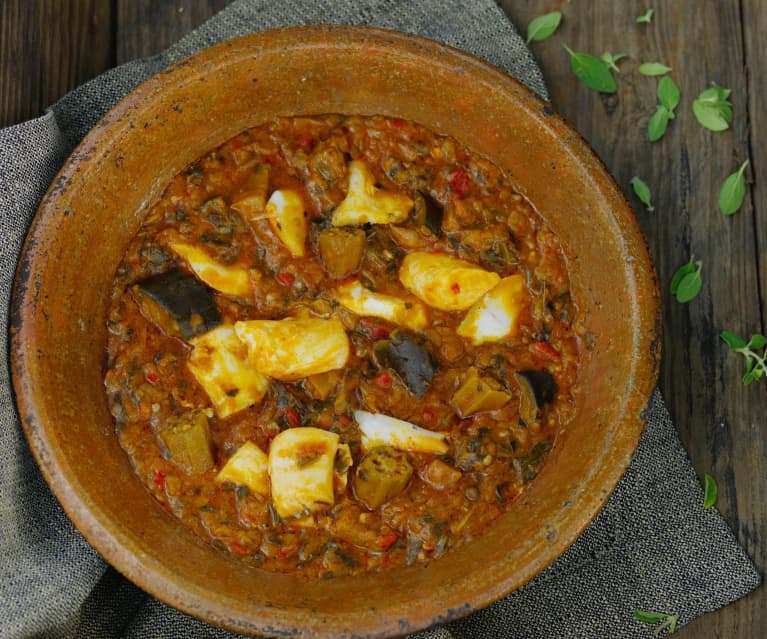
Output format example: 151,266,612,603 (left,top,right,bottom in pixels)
371,372,392,388
230,542,252,557
277,547,295,559
338,414,353,426
378,532,399,550
285,406,302,428
422,409,435,421
360,318,390,340
449,168,469,196
153,470,166,491
529,341,562,362
145,371,159,384
276,272,294,287
391,118,406,128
